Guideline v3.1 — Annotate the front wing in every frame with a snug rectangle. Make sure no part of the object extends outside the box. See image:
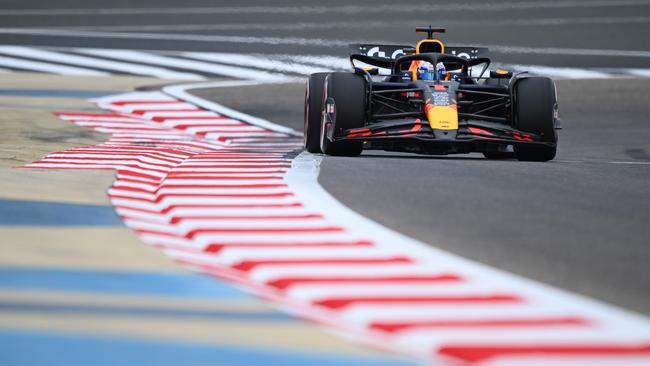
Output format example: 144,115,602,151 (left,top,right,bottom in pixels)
338,119,551,155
